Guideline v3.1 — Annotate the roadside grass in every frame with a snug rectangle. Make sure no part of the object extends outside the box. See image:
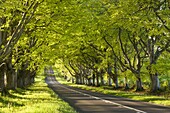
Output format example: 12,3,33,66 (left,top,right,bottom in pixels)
56,76,170,107
0,76,77,113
